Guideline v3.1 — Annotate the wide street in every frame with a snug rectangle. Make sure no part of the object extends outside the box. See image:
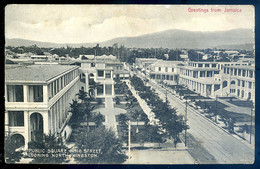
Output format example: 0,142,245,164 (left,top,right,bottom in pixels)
134,70,254,164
